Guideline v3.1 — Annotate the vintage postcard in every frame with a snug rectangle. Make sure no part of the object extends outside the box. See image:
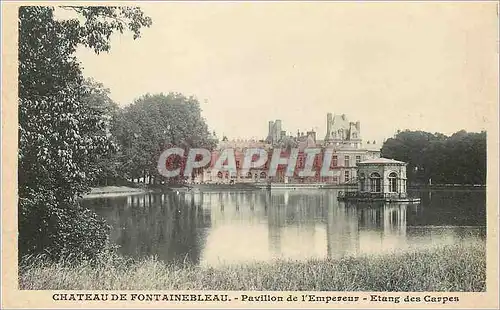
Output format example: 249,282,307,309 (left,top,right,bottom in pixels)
1,1,499,309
